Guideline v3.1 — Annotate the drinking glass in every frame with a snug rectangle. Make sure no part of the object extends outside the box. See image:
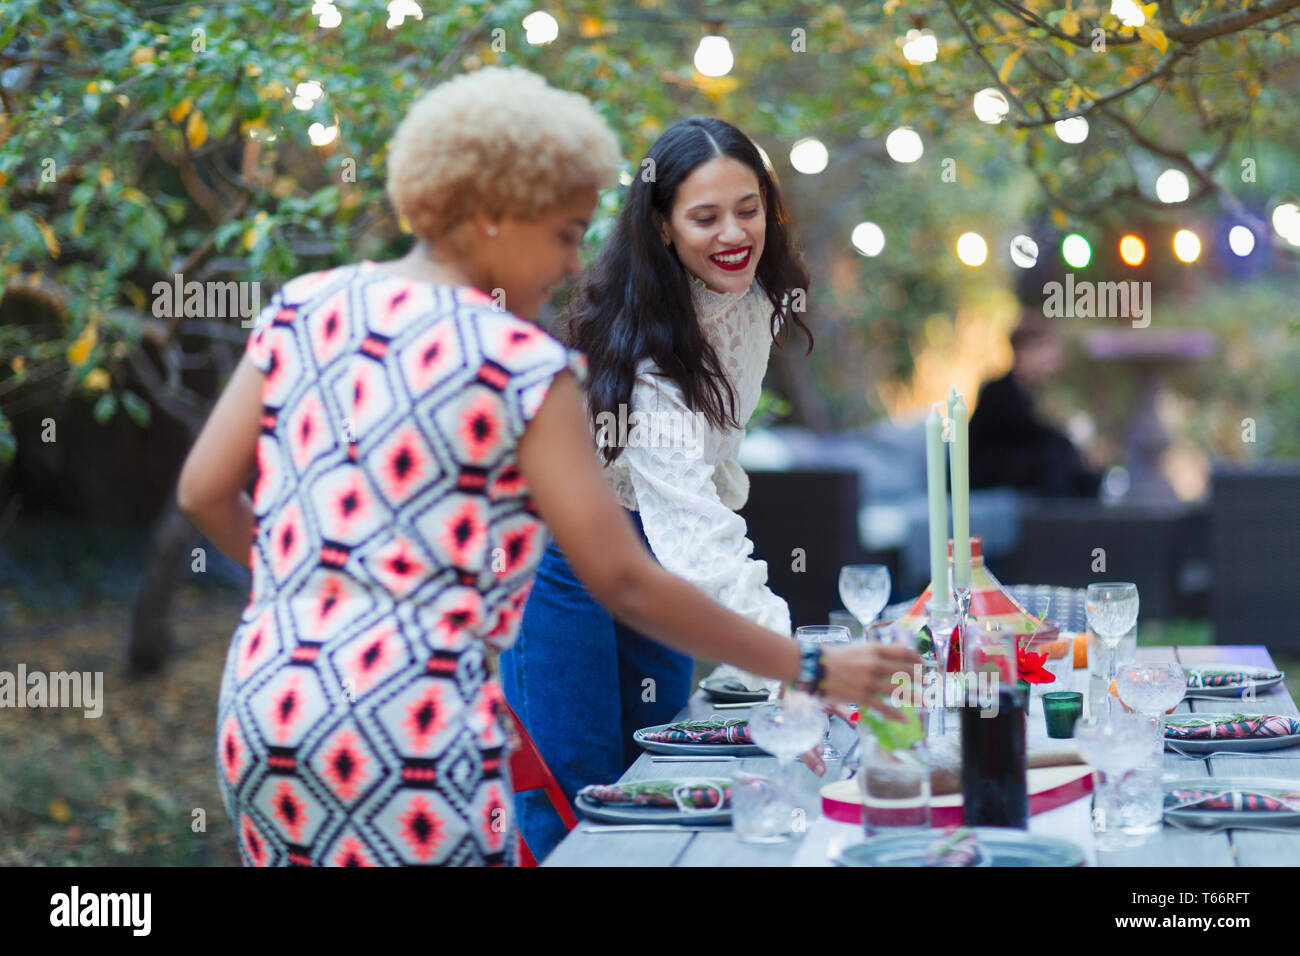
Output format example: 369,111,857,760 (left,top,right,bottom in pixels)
858,730,931,836
839,565,892,629
730,760,798,844
795,625,851,760
748,693,827,767
1074,712,1161,849
1085,583,1140,715
1116,662,1186,742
